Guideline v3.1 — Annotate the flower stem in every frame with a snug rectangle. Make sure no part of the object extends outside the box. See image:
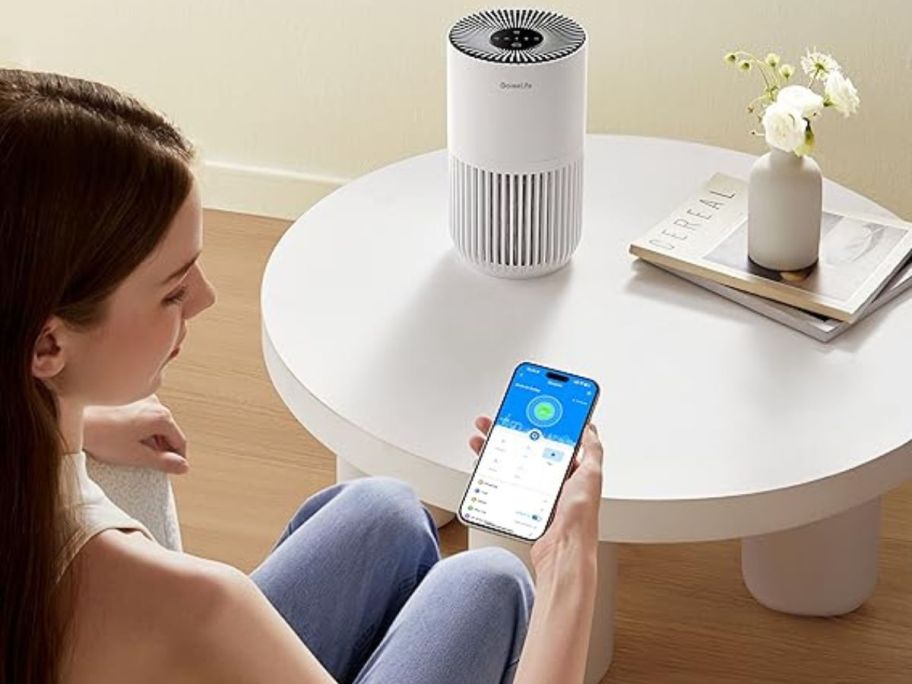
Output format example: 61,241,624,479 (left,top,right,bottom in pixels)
737,50,778,98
